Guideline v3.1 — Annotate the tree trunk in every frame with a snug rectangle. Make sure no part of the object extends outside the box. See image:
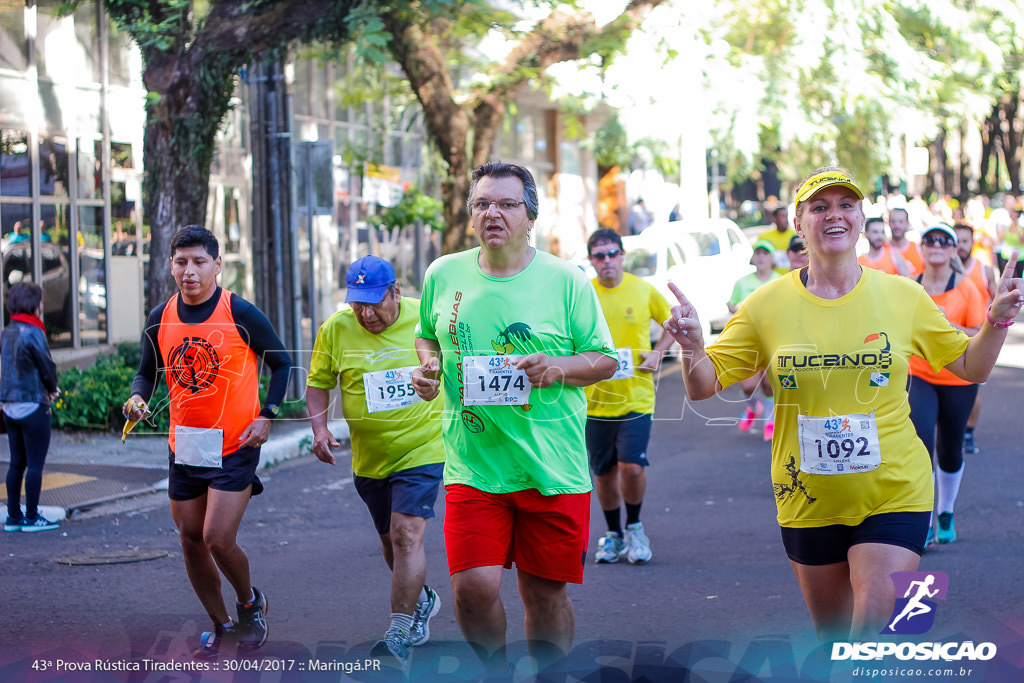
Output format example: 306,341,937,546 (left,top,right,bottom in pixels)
1001,92,1021,194
104,0,360,309
140,46,232,311
979,105,1000,195
383,1,667,254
